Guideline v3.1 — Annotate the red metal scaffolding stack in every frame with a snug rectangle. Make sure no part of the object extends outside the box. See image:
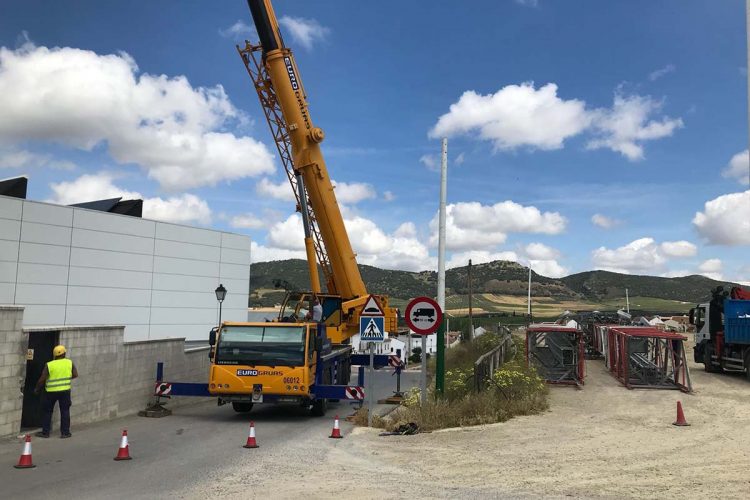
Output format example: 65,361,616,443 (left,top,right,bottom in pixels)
526,324,585,387
607,327,692,393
